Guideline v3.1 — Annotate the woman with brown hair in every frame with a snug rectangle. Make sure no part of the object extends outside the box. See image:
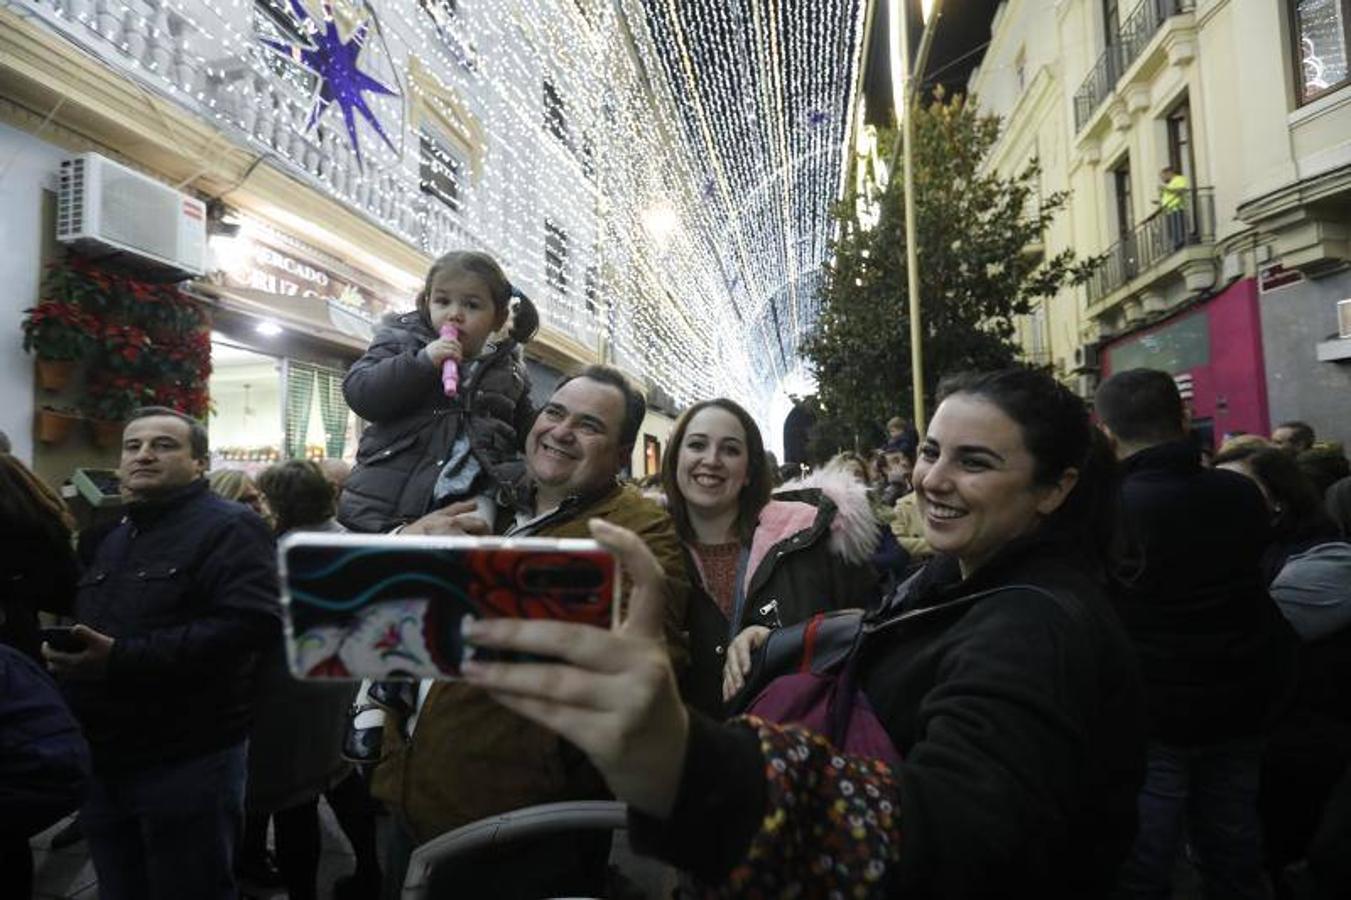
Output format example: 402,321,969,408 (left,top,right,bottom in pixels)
659,399,878,717
0,453,77,662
